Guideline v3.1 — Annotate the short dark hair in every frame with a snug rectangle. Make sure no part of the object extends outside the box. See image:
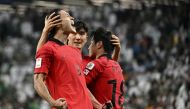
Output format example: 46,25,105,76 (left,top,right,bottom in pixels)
92,27,115,59
46,9,61,39
74,20,88,33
